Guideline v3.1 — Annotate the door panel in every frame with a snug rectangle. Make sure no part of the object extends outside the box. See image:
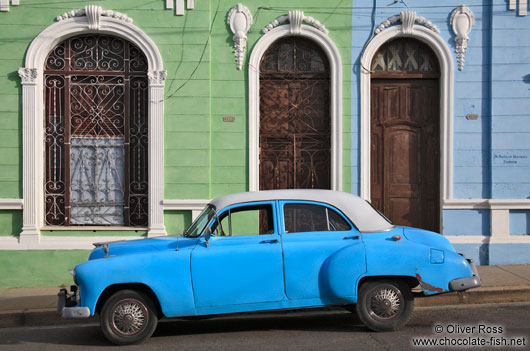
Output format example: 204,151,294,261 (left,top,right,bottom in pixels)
279,201,366,300
191,234,284,307
371,79,440,232
190,202,284,308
